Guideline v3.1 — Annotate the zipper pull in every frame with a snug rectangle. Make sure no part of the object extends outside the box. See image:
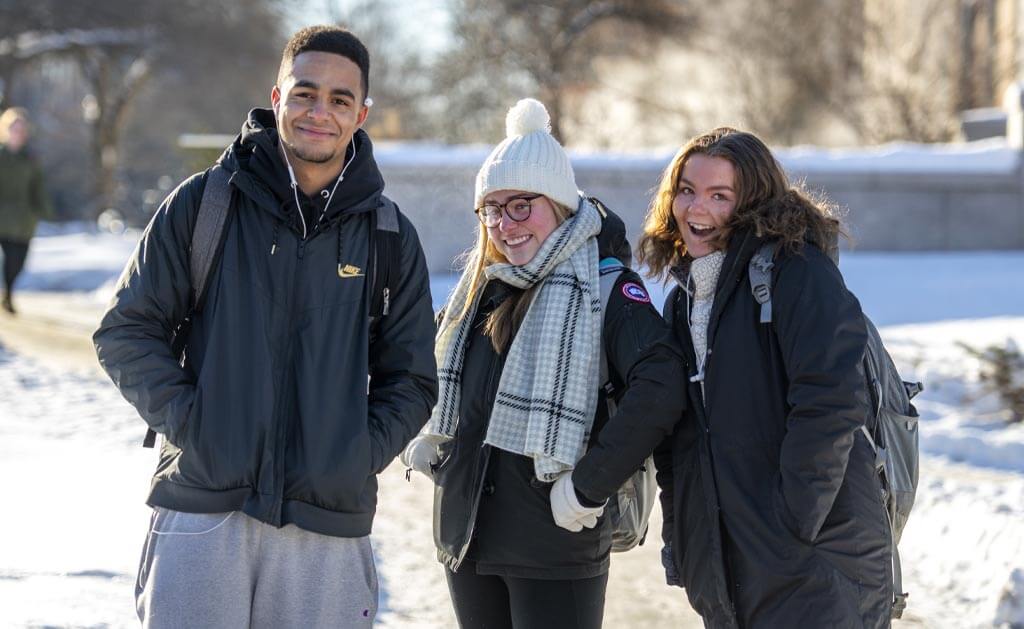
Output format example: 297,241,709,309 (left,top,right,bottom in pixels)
382,287,390,316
